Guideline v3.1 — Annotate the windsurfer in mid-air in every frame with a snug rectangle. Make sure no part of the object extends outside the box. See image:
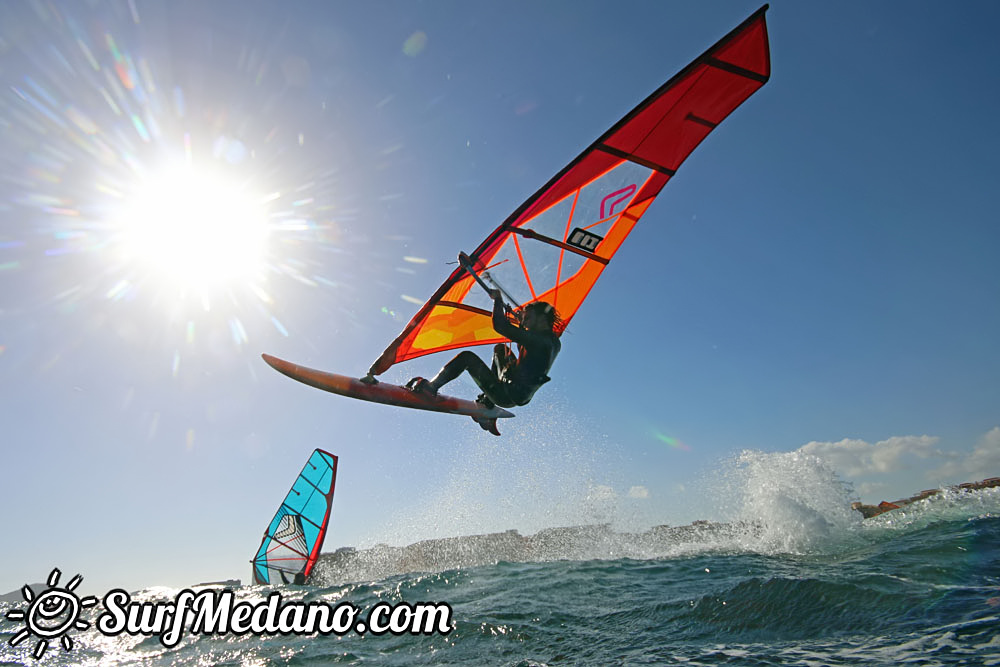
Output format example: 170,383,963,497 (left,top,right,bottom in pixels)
407,289,560,434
